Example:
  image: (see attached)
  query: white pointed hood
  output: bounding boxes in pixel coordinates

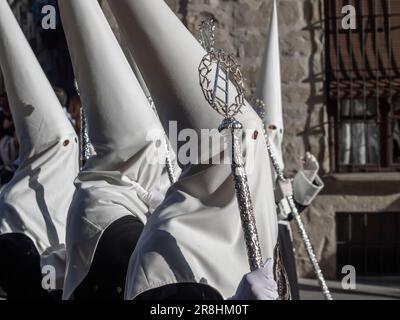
[122,46,181,182]
[0,0,79,289]
[109,0,278,300]
[255,2,325,206]
[58,0,170,299]
[255,0,284,169]
[108,0,224,138]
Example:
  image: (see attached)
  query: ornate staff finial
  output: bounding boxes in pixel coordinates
[75,80,94,169]
[198,49,262,272]
[199,50,245,120]
[199,18,215,53]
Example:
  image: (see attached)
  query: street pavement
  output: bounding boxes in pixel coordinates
[1,278,399,300]
[299,278,400,300]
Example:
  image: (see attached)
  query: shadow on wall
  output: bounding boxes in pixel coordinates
[292,205,337,280]
[296,249,337,280]
[178,0,189,26]
[299,0,328,173]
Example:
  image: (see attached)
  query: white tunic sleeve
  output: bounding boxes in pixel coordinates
[293,171,324,206]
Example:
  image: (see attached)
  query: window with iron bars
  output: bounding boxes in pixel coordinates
[325,0,400,172]
[336,212,400,276]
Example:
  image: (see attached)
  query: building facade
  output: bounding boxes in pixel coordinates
[2,0,400,280]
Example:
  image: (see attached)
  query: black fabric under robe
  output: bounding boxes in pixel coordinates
[72,215,144,300]
[278,223,300,300]
[0,233,59,300]
[136,283,223,300]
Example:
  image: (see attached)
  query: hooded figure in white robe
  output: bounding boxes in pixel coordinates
[108,0,279,300]
[255,0,323,210]
[0,0,79,293]
[254,0,324,299]
[58,0,171,300]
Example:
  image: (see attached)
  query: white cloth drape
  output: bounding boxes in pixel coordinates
[0,0,79,289]
[58,0,171,299]
[339,99,380,165]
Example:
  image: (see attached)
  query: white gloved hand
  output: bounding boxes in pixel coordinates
[122,175,164,212]
[230,259,278,300]
[137,188,164,212]
[299,152,319,183]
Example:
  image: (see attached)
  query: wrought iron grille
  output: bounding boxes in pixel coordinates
[336,212,400,275]
[325,0,400,172]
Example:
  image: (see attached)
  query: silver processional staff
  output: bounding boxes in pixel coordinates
[198,49,263,272]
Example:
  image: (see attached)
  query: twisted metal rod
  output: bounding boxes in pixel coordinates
[221,119,263,271]
[263,127,333,300]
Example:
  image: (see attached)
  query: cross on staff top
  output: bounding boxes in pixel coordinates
[199,18,216,53]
